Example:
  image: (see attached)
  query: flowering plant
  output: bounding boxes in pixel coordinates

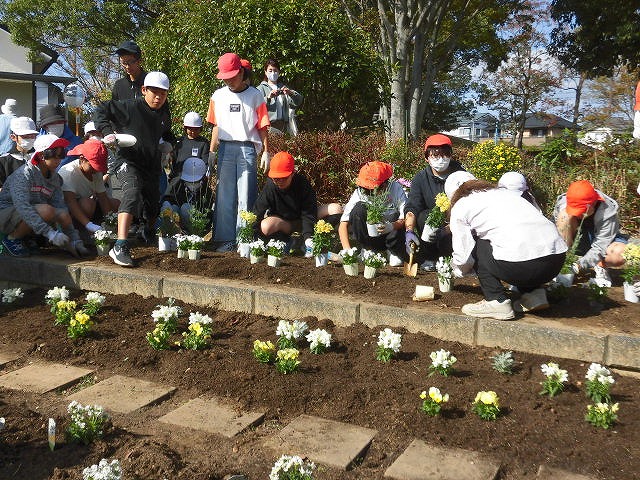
[586,279,608,302]
[83,458,122,480]
[621,243,640,283]
[585,402,619,429]
[249,239,266,257]
[66,401,109,445]
[339,247,359,265]
[492,351,515,374]
[157,207,181,237]
[187,234,204,250]
[188,206,209,236]
[54,300,77,326]
[147,298,181,350]
[68,311,94,339]
[426,192,450,228]
[276,348,300,374]
[305,328,331,354]
[420,387,449,416]
[253,339,276,363]
[180,312,213,350]
[175,234,190,251]
[472,390,501,420]
[435,256,453,282]
[101,212,118,233]
[146,325,172,350]
[362,250,386,269]
[585,363,614,403]
[311,220,334,255]
[428,349,457,376]
[1,287,23,304]
[276,319,309,349]
[237,210,257,243]
[269,454,315,480]
[466,140,522,182]
[364,187,389,224]
[267,239,287,258]
[376,328,401,362]
[93,229,115,247]
[46,286,70,315]
[540,362,568,397]
[83,292,105,316]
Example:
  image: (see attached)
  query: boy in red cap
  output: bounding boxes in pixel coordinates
[59,139,120,239]
[404,133,466,270]
[338,161,407,266]
[554,180,628,285]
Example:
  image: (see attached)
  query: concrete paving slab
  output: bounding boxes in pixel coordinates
[536,465,598,479]
[384,439,500,480]
[163,276,254,314]
[77,266,162,298]
[0,341,27,367]
[0,362,94,393]
[158,397,265,437]
[265,414,376,470]
[68,375,175,413]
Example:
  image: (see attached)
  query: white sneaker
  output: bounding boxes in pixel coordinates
[461,299,515,320]
[513,288,549,313]
[593,265,612,288]
[388,250,403,267]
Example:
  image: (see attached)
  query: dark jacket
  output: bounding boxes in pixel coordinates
[163,177,214,211]
[170,136,211,181]
[111,71,147,101]
[0,147,31,188]
[405,161,465,217]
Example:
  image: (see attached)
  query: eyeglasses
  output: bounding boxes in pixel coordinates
[120,59,139,67]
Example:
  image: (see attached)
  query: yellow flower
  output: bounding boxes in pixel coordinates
[434,192,450,212]
[277,348,299,361]
[497,163,503,169]
[611,403,619,413]
[254,340,275,352]
[161,207,173,218]
[419,391,427,400]
[314,220,334,234]
[477,390,499,406]
[190,322,203,335]
[70,319,77,327]
[75,312,91,325]
[240,210,257,224]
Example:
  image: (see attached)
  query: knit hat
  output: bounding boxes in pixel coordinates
[10,117,38,136]
[31,134,70,164]
[38,104,64,127]
[268,151,295,178]
[181,157,207,182]
[424,134,452,150]
[565,180,603,217]
[68,139,108,173]
[1,98,17,115]
[356,161,393,189]
[444,171,476,199]
[498,172,527,193]
[216,53,242,80]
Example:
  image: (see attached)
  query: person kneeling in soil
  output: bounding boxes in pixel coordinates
[0,134,89,257]
[553,180,627,287]
[338,161,407,266]
[253,151,342,255]
[445,171,567,320]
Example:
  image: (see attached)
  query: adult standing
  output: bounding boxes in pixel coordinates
[0,99,18,155]
[256,59,303,135]
[38,104,82,170]
[112,40,147,101]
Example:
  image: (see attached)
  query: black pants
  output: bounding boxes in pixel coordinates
[474,239,566,302]
[348,202,406,260]
[414,209,454,263]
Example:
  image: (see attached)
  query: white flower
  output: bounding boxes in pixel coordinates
[249,239,266,253]
[188,311,213,325]
[276,320,309,340]
[85,292,106,305]
[585,363,615,384]
[362,250,387,268]
[151,305,181,323]
[541,362,568,382]
[82,458,122,480]
[46,286,69,302]
[1,287,23,303]
[429,349,457,369]
[267,238,287,253]
[339,247,359,264]
[93,230,115,243]
[187,234,204,249]
[269,454,315,480]
[377,328,402,353]
[306,329,331,351]
[0,417,5,431]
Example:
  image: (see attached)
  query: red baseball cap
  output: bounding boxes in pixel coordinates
[216,53,242,80]
[240,58,252,71]
[268,151,295,178]
[424,134,452,150]
[565,180,603,217]
[68,139,108,173]
[356,161,393,190]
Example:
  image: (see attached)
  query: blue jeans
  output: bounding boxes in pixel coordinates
[213,140,257,242]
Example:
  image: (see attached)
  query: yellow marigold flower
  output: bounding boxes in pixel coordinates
[435,192,450,212]
[314,219,333,234]
[240,210,257,224]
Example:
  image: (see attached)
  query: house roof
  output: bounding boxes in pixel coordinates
[524,113,574,129]
[1,24,60,75]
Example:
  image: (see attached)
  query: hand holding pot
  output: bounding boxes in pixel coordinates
[377,221,394,235]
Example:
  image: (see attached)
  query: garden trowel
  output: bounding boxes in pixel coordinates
[404,241,418,277]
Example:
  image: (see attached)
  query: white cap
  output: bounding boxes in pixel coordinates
[444,171,476,200]
[33,134,69,153]
[498,171,527,193]
[1,98,17,115]
[143,71,170,90]
[181,157,206,182]
[183,111,203,128]
[10,117,38,136]
[83,121,98,136]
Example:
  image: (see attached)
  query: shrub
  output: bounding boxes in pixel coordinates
[466,141,523,182]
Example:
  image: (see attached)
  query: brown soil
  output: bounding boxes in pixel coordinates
[0,286,639,480]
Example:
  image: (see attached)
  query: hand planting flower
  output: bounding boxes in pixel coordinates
[46,286,70,314]
[276,348,300,374]
[237,210,257,243]
[492,351,515,374]
[376,328,401,362]
[54,300,77,326]
[540,362,568,397]
[93,229,115,247]
[435,256,453,282]
[276,319,308,349]
[249,239,266,257]
[420,387,449,416]
[83,292,106,316]
[585,363,614,403]
[585,402,619,429]
[269,454,315,480]
[426,192,450,228]
[267,239,287,258]
[339,247,359,265]
[66,401,110,445]
[253,339,276,363]
[306,328,331,354]
[311,219,334,256]
[68,311,94,339]
[428,349,457,376]
[472,390,500,420]
[83,458,122,480]
[1,287,23,304]
[362,250,387,269]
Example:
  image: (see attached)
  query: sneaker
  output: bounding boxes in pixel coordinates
[513,288,549,313]
[593,265,612,288]
[420,260,436,272]
[215,241,236,253]
[461,299,515,320]
[2,237,29,257]
[388,250,403,267]
[109,243,134,267]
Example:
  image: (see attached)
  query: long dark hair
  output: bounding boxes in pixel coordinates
[450,180,497,208]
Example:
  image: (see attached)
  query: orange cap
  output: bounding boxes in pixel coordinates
[356,161,393,190]
[424,134,452,150]
[566,180,603,216]
[268,151,295,178]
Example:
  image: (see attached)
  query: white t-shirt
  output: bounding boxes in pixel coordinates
[59,159,106,199]
[341,181,407,222]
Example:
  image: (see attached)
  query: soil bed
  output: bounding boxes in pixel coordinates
[0,288,639,479]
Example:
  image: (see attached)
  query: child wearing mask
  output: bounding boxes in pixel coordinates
[38,104,82,170]
[0,117,39,189]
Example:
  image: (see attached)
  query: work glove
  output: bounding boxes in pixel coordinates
[47,230,70,248]
[405,230,420,255]
[304,238,314,258]
[571,262,582,275]
[377,221,394,235]
[633,282,640,296]
[71,240,90,257]
[422,224,438,243]
[102,134,117,146]
[260,151,271,173]
[85,222,102,233]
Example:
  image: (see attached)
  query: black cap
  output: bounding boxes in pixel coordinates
[115,40,141,56]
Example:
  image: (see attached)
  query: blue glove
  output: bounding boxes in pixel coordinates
[405,230,420,255]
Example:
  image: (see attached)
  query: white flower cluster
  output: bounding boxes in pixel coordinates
[151,304,182,323]
[188,311,213,325]
[174,233,189,249]
[377,328,402,353]
[68,401,108,431]
[429,349,457,370]
[339,247,359,264]
[585,363,615,385]
[82,458,122,480]
[541,362,569,382]
[187,234,204,249]
[305,328,331,351]
[46,286,69,303]
[362,250,387,268]
[276,320,309,340]
[1,287,23,303]
[267,239,287,254]
[269,454,315,480]
[435,256,453,277]
[85,292,106,305]
[249,239,266,254]
[93,230,115,244]
[0,417,5,431]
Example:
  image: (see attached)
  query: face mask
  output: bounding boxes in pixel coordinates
[18,138,35,151]
[429,156,451,173]
[46,124,64,137]
[266,71,279,83]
